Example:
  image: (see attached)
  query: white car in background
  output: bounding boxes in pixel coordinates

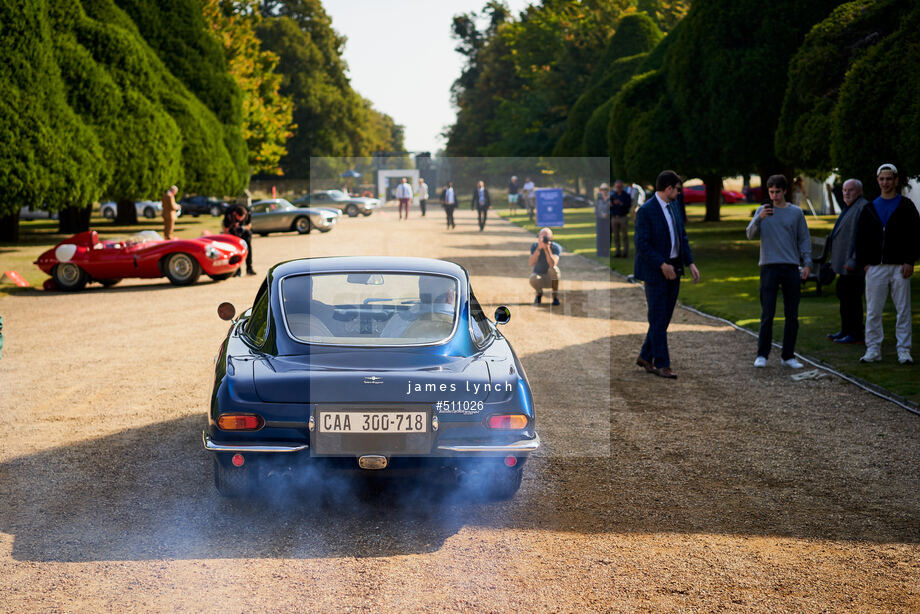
[100,200,162,220]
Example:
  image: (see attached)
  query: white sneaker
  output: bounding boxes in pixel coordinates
[859,351,882,363]
[898,351,914,365]
[753,356,767,368]
[782,358,804,369]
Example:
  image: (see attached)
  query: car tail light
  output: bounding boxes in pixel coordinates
[504,455,518,467]
[487,414,527,430]
[217,413,264,431]
[231,453,245,467]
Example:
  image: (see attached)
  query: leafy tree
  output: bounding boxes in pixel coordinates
[636,0,689,32]
[777,0,913,178]
[202,0,294,176]
[0,0,105,241]
[553,12,661,157]
[661,0,842,220]
[831,2,920,183]
[114,0,248,192]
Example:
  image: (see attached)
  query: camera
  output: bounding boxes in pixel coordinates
[542,235,550,244]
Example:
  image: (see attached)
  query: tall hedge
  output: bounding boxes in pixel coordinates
[553,13,662,157]
[776,0,912,177]
[0,0,105,240]
[113,0,248,191]
[831,3,920,183]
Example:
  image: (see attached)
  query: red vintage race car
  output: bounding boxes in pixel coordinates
[35,230,247,291]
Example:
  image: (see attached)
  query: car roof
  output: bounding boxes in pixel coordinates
[270,256,468,279]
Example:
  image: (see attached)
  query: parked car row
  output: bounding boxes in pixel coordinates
[293,190,381,217]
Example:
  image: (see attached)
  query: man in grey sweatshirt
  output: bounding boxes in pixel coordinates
[746,174,812,368]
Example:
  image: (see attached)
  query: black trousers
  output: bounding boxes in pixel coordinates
[758,264,801,360]
[443,205,456,228]
[477,206,488,230]
[640,277,681,369]
[836,273,865,338]
[419,199,427,216]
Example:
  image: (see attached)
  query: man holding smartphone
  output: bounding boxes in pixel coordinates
[529,227,562,305]
[746,174,812,369]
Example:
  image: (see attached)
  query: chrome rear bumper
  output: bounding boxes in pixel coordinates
[202,431,308,453]
[437,434,540,454]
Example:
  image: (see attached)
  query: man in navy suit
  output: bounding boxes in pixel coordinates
[634,170,700,378]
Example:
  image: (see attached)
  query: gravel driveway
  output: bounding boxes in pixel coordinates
[1,204,918,612]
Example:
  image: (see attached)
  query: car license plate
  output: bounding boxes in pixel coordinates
[318,411,427,434]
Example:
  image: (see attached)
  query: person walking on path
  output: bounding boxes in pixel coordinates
[634,170,700,379]
[416,178,429,217]
[472,180,491,231]
[826,178,869,344]
[161,185,180,240]
[395,178,413,220]
[440,182,457,229]
[746,175,812,369]
[508,176,520,215]
[610,180,632,258]
[529,227,562,305]
[522,177,536,221]
[854,163,920,365]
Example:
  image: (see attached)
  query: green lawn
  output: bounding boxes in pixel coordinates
[499,202,920,405]
[0,213,224,297]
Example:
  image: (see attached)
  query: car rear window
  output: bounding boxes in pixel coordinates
[280,273,459,345]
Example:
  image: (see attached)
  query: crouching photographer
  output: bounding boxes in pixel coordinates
[222,204,255,276]
[528,227,562,305]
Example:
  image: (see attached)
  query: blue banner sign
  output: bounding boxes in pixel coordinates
[535,188,564,227]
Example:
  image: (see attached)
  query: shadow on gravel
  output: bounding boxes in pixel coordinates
[2,377,919,565]
[0,415,525,562]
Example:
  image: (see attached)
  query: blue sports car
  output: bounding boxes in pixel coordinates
[203,257,539,499]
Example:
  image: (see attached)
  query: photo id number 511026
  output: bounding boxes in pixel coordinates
[435,400,484,413]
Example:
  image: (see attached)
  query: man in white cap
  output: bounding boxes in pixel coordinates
[854,163,920,364]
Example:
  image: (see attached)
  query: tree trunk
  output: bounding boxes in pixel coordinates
[57,205,92,234]
[115,199,138,225]
[703,174,722,222]
[0,213,20,243]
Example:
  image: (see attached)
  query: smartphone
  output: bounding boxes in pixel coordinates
[764,203,774,216]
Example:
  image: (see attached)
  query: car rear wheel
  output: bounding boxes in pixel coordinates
[210,205,222,216]
[345,204,359,217]
[53,263,87,291]
[102,206,115,220]
[143,206,156,219]
[293,216,312,234]
[213,456,253,497]
[164,252,201,285]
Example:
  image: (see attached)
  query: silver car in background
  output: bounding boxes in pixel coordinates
[293,190,380,217]
[100,200,162,220]
[250,198,339,235]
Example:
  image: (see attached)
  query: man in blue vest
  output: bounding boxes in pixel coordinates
[634,170,700,379]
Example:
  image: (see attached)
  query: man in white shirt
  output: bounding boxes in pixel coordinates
[395,178,413,220]
[440,181,457,229]
[416,178,430,216]
[522,177,536,220]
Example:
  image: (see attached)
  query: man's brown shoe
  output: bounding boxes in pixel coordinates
[636,357,657,374]
[657,367,677,379]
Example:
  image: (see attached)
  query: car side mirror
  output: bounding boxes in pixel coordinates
[218,302,236,321]
[494,305,511,325]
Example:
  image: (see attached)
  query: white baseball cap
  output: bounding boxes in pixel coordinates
[876,163,898,176]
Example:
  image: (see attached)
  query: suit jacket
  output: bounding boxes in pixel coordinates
[634,196,693,285]
[471,188,491,209]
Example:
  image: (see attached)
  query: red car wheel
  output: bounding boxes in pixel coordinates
[164,253,201,285]
[53,263,87,291]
